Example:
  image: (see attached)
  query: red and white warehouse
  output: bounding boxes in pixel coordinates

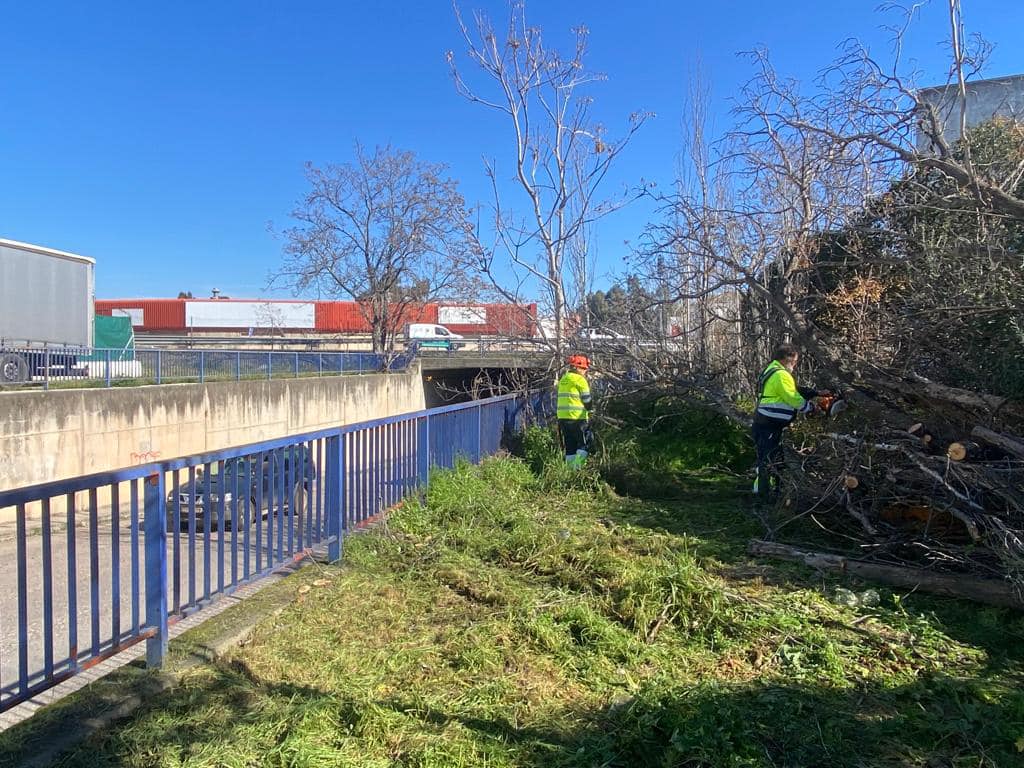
[95,299,539,337]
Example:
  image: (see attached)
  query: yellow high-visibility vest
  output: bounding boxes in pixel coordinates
[756,360,809,422]
[557,371,591,420]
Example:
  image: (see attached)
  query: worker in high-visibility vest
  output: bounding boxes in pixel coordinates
[752,343,828,498]
[557,355,593,468]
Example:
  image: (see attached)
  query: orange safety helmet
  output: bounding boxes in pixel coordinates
[567,354,590,371]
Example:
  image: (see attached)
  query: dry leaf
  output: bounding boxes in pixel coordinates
[298,585,311,595]
[313,579,332,587]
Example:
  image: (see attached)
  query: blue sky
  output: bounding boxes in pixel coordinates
[2,1,1022,300]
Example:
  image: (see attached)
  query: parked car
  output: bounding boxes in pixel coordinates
[574,327,632,351]
[167,446,316,531]
[405,323,465,351]
[575,326,628,342]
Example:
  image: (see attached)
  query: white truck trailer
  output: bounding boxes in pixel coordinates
[0,238,95,383]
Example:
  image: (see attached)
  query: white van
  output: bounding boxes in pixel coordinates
[405,323,465,351]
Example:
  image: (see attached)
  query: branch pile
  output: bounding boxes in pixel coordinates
[776,378,1024,588]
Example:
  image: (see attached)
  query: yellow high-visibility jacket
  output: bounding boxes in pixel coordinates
[557,371,591,421]
[756,360,812,423]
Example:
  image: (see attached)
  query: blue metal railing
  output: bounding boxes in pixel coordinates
[0,391,550,711]
[0,346,397,388]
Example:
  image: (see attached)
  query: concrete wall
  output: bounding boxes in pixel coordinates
[917,74,1024,149]
[0,370,425,492]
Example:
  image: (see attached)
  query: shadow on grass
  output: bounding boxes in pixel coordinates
[601,463,760,561]
[22,655,1023,768]
[383,673,1024,767]
[598,446,1024,682]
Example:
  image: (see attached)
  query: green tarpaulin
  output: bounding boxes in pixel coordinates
[86,315,136,361]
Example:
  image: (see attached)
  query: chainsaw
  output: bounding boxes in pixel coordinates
[814,392,848,418]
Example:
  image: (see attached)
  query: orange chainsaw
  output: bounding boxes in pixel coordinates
[815,392,848,418]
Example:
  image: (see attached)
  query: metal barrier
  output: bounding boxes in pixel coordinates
[0,346,394,388]
[0,391,550,712]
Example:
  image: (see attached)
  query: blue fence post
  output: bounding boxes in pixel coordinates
[199,351,205,383]
[105,348,112,388]
[43,347,50,391]
[476,402,483,462]
[156,350,162,384]
[236,351,241,380]
[267,352,273,380]
[318,353,323,377]
[417,415,430,485]
[326,433,345,562]
[294,352,299,378]
[143,472,168,668]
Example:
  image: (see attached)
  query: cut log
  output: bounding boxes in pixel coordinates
[843,475,860,490]
[907,423,935,445]
[947,441,981,462]
[748,540,1024,610]
[971,426,1024,460]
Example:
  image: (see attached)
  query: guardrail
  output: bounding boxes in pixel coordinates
[132,333,547,352]
[0,391,551,712]
[0,346,401,389]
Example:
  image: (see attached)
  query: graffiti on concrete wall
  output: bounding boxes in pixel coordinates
[130,442,161,465]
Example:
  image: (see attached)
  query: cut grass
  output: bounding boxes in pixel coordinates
[10,413,1024,767]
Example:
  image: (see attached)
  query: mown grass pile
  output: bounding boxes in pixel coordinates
[27,402,1024,766]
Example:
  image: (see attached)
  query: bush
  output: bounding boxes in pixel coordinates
[519,424,562,474]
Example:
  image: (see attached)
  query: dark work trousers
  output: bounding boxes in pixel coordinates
[559,419,587,458]
[751,418,786,496]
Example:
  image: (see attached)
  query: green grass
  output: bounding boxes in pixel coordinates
[11,404,1024,767]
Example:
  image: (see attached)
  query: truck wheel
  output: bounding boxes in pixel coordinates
[0,354,29,384]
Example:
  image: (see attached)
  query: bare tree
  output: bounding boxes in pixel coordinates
[447,1,650,354]
[633,0,1024,392]
[276,144,476,353]
[630,0,1024,584]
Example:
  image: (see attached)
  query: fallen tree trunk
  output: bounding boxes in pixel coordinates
[906,374,1008,413]
[971,426,1024,460]
[748,540,1024,610]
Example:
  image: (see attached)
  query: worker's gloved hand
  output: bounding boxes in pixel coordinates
[582,423,595,451]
